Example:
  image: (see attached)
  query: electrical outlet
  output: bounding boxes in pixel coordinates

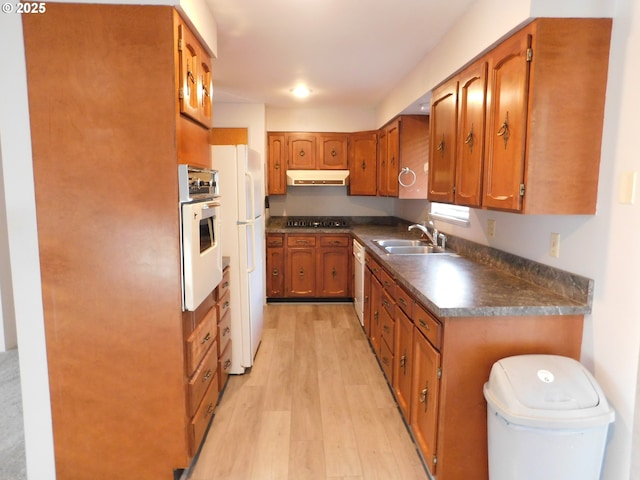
[550,233,560,258]
[487,219,496,238]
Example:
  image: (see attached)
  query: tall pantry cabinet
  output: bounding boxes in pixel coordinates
[23,4,214,479]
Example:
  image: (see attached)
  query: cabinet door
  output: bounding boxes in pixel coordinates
[348,131,378,196]
[393,308,414,419]
[287,133,316,169]
[428,79,457,203]
[318,133,348,169]
[178,24,201,124]
[199,55,213,128]
[369,274,383,354]
[411,328,441,476]
[266,235,285,297]
[317,248,349,297]
[376,128,388,196]
[363,266,372,336]
[267,133,287,194]
[384,119,400,197]
[483,29,531,211]
[455,60,487,207]
[286,248,316,297]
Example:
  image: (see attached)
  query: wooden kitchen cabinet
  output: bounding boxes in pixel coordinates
[268,233,351,299]
[429,18,611,214]
[393,292,414,419]
[317,235,350,297]
[428,58,487,207]
[266,234,285,296]
[317,133,348,169]
[177,22,213,129]
[286,132,317,169]
[23,5,217,479]
[411,325,441,475]
[348,130,378,196]
[267,133,287,195]
[286,235,317,297]
[379,116,430,198]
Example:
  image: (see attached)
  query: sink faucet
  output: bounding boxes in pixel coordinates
[408,220,439,246]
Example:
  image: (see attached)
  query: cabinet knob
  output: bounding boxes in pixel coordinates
[497,111,510,148]
[202,369,212,382]
[464,123,475,151]
[299,268,305,277]
[331,149,337,157]
[418,319,430,331]
[299,149,305,157]
[419,384,429,412]
[361,160,366,170]
[331,267,337,279]
[272,268,279,277]
[436,134,445,156]
[274,162,280,170]
[201,332,211,344]
[400,353,407,375]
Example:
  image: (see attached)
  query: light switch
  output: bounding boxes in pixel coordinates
[619,171,637,205]
[487,219,496,238]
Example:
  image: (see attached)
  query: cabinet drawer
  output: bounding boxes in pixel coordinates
[266,234,284,247]
[380,269,396,297]
[216,268,230,301]
[186,342,217,417]
[216,289,231,321]
[414,303,442,350]
[379,338,394,384]
[287,235,316,247]
[381,288,395,318]
[186,308,216,375]
[217,308,231,356]
[395,285,414,318]
[365,253,383,280]
[189,374,219,456]
[379,305,395,354]
[218,339,232,392]
[319,235,349,247]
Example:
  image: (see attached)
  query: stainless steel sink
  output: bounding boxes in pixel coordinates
[383,245,447,255]
[373,239,429,247]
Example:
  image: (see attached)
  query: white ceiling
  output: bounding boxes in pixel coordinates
[206,0,477,110]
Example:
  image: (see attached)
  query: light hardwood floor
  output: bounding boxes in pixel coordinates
[188,303,430,480]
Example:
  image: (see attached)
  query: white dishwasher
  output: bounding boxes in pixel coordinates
[352,239,365,325]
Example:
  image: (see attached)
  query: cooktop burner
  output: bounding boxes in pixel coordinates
[285,217,349,228]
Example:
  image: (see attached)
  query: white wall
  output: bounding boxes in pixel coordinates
[393,1,640,478]
[0,13,56,480]
[266,106,376,132]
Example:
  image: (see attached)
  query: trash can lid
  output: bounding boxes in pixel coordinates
[483,355,615,428]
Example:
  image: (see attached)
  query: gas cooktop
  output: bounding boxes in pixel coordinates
[285,217,349,229]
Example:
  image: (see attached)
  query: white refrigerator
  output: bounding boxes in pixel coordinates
[212,144,265,374]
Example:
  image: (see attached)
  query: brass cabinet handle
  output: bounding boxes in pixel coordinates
[382,298,391,309]
[223,327,230,336]
[272,268,279,277]
[224,359,232,371]
[436,134,445,156]
[331,267,337,279]
[299,268,305,277]
[383,280,392,289]
[206,403,214,416]
[374,311,379,324]
[497,111,510,149]
[418,319,431,331]
[296,239,309,245]
[299,149,305,157]
[223,281,229,288]
[464,123,474,150]
[390,155,395,166]
[419,384,429,412]
[383,325,390,334]
[361,160,366,170]
[330,240,342,245]
[223,301,230,309]
[382,356,390,366]
[203,369,212,382]
[331,149,337,157]
[274,162,280,170]
[398,297,407,307]
[201,332,211,344]
[400,353,407,375]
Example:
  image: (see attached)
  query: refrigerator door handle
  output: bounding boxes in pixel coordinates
[246,170,256,220]
[247,221,256,274]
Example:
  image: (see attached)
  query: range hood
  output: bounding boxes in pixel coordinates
[286,169,350,186]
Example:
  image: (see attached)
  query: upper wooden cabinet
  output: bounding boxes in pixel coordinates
[348,130,378,196]
[267,133,287,195]
[177,22,213,128]
[428,59,486,207]
[430,18,611,214]
[317,133,348,169]
[379,116,430,198]
[286,132,317,169]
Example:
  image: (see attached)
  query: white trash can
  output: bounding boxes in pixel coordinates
[483,355,614,480]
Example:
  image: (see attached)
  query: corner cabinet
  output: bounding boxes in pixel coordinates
[363,250,584,479]
[430,18,612,214]
[23,5,217,479]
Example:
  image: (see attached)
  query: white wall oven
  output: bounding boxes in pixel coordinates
[179,165,223,311]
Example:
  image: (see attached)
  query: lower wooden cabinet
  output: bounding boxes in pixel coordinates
[363,249,584,480]
[266,233,351,299]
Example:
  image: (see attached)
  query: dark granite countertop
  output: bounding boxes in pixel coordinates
[266,217,593,318]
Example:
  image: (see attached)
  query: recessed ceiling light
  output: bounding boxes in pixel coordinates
[291,84,311,98]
